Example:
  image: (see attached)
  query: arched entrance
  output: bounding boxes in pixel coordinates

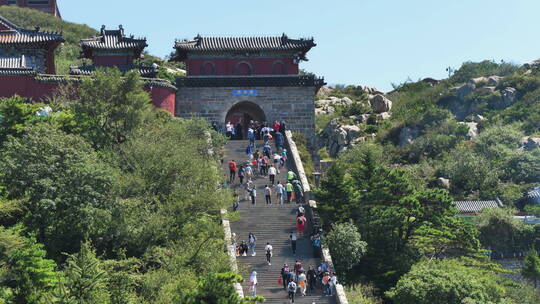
[225,101,266,140]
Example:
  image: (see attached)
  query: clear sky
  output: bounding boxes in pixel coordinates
[59,0,540,91]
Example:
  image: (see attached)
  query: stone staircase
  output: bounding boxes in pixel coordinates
[224,140,336,304]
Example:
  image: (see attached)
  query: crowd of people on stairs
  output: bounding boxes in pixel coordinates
[223,119,337,302]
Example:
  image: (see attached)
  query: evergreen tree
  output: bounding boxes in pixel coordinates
[521,250,540,288]
[57,241,110,304]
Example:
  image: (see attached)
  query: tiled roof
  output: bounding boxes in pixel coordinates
[453,199,503,213]
[141,78,177,90]
[0,15,63,45]
[173,34,315,60]
[80,25,147,58]
[0,55,26,68]
[69,65,157,77]
[0,55,35,75]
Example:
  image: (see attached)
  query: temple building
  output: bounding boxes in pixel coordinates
[70,25,157,78]
[0,16,176,114]
[0,14,62,74]
[0,0,61,18]
[173,34,323,139]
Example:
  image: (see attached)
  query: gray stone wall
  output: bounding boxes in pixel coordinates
[176,86,316,139]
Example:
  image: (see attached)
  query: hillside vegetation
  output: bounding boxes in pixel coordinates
[315,61,540,303]
[0,70,258,303]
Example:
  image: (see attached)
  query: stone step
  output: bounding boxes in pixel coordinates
[223,140,335,304]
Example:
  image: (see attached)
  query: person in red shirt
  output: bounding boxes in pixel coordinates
[296,214,307,236]
[228,160,237,183]
[273,121,280,135]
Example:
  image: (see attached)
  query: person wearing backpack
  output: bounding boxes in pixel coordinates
[292,179,304,204]
[287,280,297,303]
[238,165,245,185]
[287,170,296,182]
[265,242,273,265]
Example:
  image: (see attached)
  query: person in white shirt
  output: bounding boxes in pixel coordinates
[290,231,297,255]
[268,165,277,185]
[287,280,297,302]
[249,271,258,296]
[264,185,272,204]
[275,182,285,204]
[225,121,233,139]
[273,153,281,173]
[297,271,307,296]
[265,242,273,265]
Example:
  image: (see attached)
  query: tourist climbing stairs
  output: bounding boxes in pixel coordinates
[224,140,336,304]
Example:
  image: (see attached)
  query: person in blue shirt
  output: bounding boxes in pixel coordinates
[274,131,284,151]
[246,143,254,160]
[247,127,255,145]
[263,143,272,158]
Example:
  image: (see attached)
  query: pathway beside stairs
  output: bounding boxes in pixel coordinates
[224,140,336,304]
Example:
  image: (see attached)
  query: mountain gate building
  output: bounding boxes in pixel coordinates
[172,34,324,139]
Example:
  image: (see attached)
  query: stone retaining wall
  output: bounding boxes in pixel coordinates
[284,130,349,304]
[220,209,244,297]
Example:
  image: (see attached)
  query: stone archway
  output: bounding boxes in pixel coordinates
[225,101,266,140]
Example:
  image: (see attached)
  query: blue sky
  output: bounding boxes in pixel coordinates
[60,0,540,91]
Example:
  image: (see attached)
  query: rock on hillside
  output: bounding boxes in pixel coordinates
[445,75,517,120]
[369,94,392,113]
[319,119,366,157]
[315,96,354,115]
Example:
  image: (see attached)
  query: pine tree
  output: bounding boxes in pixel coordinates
[58,241,110,303]
[522,250,540,288]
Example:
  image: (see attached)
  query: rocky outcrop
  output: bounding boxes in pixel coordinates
[319,119,365,157]
[398,127,420,146]
[501,87,517,107]
[315,96,354,114]
[318,85,334,97]
[459,122,478,140]
[369,94,392,113]
[452,83,476,99]
[436,177,451,189]
[520,137,540,150]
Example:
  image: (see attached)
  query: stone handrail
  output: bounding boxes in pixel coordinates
[221,209,244,297]
[284,131,349,304]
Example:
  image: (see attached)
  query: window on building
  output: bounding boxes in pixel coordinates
[7,0,17,4]
[201,61,215,75]
[28,0,50,5]
[272,61,286,74]
[235,62,252,75]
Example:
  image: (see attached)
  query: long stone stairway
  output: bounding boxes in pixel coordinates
[224,140,336,304]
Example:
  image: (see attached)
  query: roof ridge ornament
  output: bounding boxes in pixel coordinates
[100,25,106,36]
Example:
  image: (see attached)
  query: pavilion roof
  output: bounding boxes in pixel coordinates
[172,34,315,61]
[0,15,63,46]
[80,25,147,58]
